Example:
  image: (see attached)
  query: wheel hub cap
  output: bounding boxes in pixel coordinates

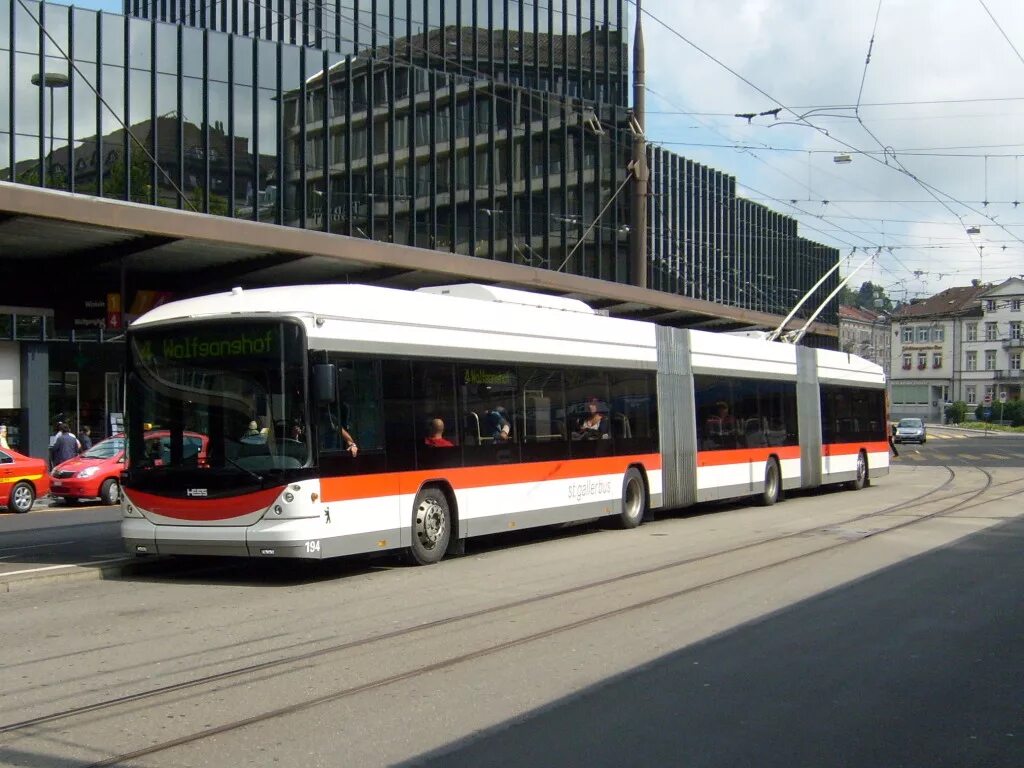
[416,499,445,548]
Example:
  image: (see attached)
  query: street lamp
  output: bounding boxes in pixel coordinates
[31,71,70,185]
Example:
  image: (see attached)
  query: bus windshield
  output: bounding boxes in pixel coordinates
[126,320,310,492]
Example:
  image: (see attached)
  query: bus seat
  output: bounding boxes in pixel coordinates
[464,412,481,445]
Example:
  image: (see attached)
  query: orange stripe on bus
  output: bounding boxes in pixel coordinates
[823,441,890,456]
[320,454,662,503]
[696,446,802,467]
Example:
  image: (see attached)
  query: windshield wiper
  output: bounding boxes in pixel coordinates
[223,456,264,485]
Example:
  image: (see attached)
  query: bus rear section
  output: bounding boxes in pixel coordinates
[815,348,891,489]
[656,328,889,509]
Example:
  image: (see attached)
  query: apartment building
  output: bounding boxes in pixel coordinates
[839,305,891,378]
[964,278,1024,408]
[889,284,988,421]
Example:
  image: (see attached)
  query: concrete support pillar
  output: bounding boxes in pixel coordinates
[20,343,49,460]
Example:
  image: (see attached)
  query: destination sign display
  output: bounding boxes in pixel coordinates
[132,323,298,365]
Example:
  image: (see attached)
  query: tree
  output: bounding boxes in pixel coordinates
[945,401,968,425]
[839,281,894,312]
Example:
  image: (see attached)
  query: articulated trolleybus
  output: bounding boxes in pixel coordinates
[121,283,889,563]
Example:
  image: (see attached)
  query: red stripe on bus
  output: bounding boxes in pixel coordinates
[127,486,285,520]
[696,445,802,468]
[823,441,890,456]
[320,454,662,503]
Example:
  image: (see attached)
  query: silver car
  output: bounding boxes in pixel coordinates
[895,417,927,444]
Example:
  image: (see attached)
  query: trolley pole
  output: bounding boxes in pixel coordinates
[629,0,648,289]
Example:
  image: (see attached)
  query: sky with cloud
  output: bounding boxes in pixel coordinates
[44,0,1024,302]
[638,0,1024,302]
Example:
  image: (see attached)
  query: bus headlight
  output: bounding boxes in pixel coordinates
[283,492,295,503]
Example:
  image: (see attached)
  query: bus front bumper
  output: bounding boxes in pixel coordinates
[122,517,320,559]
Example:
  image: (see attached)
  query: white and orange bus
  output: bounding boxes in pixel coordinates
[121,283,888,563]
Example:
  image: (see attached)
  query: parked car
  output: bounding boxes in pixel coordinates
[50,436,126,505]
[0,447,50,513]
[51,431,209,505]
[894,417,927,444]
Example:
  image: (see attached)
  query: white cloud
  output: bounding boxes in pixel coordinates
[642,0,1024,299]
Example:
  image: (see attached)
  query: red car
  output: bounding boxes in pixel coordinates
[0,447,50,513]
[51,431,208,505]
[50,436,126,505]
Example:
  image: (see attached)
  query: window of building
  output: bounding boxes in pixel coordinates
[916,327,930,343]
[965,351,977,371]
[932,326,945,342]
[932,352,942,368]
[965,386,976,405]
[892,384,928,405]
[966,323,977,341]
[985,350,997,370]
[901,326,913,343]
[917,352,927,369]
[985,322,998,341]
[1012,300,1021,312]
[1011,321,1022,340]
[985,300,996,312]
[902,353,912,370]
[1012,353,1022,372]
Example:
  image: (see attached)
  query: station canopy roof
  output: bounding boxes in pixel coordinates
[0,182,835,337]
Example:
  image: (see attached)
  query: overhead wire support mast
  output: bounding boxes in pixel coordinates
[630,0,648,289]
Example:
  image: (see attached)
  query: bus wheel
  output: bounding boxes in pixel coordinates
[616,467,647,529]
[759,459,781,506]
[848,451,868,491]
[409,487,451,565]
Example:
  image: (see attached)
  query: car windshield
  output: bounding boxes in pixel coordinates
[899,419,923,428]
[126,320,311,492]
[81,438,125,459]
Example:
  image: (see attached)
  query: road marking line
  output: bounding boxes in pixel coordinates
[0,556,127,577]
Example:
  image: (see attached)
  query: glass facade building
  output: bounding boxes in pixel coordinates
[1,0,838,323]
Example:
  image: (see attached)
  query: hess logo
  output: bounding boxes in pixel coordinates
[186,488,208,497]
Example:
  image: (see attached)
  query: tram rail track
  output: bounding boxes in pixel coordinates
[2,464,1020,766]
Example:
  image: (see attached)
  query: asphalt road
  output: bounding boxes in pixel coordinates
[1,462,1022,767]
[894,425,1023,467]
[0,505,123,577]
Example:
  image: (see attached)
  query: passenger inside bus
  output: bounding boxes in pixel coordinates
[241,420,263,442]
[702,401,738,450]
[318,404,359,457]
[573,397,609,440]
[423,418,454,447]
[485,407,512,442]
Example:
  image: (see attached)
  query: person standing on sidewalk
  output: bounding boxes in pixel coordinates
[50,423,80,466]
[79,426,93,451]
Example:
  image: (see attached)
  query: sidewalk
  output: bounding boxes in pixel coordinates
[936,424,1024,436]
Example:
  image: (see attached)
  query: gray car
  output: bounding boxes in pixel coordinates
[894,417,927,444]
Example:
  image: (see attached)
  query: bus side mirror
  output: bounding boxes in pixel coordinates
[312,364,337,404]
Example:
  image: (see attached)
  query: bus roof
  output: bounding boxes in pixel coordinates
[130,283,658,368]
